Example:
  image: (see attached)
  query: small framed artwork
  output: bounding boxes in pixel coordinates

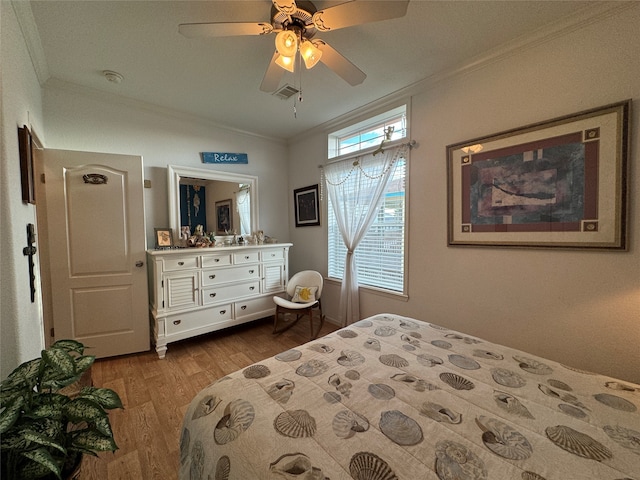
[215,199,233,234]
[447,100,630,249]
[294,184,320,227]
[154,228,174,249]
[18,125,35,204]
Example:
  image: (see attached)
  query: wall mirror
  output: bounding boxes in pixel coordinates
[167,165,259,242]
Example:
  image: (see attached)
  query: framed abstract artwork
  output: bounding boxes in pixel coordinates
[447,100,630,249]
[154,228,174,249]
[215,199,233,234]
[294,184,320,227]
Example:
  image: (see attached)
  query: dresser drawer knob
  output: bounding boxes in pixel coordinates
[178,261,184,266]
[245,255,250,260]
[249,286,255,291]
[210,293,216,297]
[249,270,255,274]
[173,320,181,325]
[209,274,216,279]
[219,309,226,315]
[241,305,247,310]
[214,258,220,262]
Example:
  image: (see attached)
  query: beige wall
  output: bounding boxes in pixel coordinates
[288,5,640,383]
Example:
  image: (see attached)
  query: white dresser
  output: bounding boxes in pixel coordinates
[147,243,291,358]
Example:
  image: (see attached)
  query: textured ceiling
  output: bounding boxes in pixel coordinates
[27,0,599,140]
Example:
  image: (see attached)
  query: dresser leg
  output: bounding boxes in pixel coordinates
[156,343,167,359]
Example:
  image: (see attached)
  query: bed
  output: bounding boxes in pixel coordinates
[180,313,640,479]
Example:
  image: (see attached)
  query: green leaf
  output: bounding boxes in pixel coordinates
[63,398,106,423]
[42,349,75,377]
[51,339,86,355]
[22,429,67,455]
[22,447,62,479]
[0,394,25,434]
[31,393,67,420]
[94,415,114,438]
[41,372,83,391]
[5,358,41,389]
[80,387,123,410]
[74,355,95,374]
[72,429,118,452]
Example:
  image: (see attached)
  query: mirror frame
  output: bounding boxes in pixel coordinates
[167,165,259,242]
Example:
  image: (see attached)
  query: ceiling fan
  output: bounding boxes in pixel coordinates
[178,0,409,93]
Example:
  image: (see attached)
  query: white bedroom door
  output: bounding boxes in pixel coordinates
[38,149,150,358]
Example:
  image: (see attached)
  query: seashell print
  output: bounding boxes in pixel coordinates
[296,359,329,377]
[323,391,341,403]
[399,319,420,330]
[473,349,504,361]
[391,373,437,392]
[329,373,353,397]
[493,391,534,419]
[491,368,526,388]
[368,383,395,400]
[269,453,327,479]
[400,334,421,347]
[445,333,481,344]
[349,451,398,480]
[191,395,222,420]
[332,410,370,439]
[364,338,381,351]
[409,331,422,339]
[379,410,423,446]
[242,364,270,379]
[417,354,444,367]
[379,354,409,368]
[375,325,397,337]
[594,393,637,412]
[274,409,317,438]
[214,456,230,480]
[353,319,373,328]
[379,315,395,322]
[214,399,255,445]
[545,425,613,461]
[440,372,475,391]
[338,350,366,366]
[275,349,302,362]
[434,440,487,480]
[307,343,334,354]
[402,344,416,352]
[522,472,546,480]
[420,402,462,424]
[558,404,588,419]
[337,329,358,338]
[547,379,572,391]
[429,323,448,330]
[538,385,587,409]
[179,428,190,465]
[190,440,205,480]
[603,425,640,455]
[561,364,596,375]
[475,416,533,460]
[605,381,638,392]
[448,354,481,370]
[513,356,553,375]
[267,378,295,404]
[345,369,361,381]
[431,340,453,349]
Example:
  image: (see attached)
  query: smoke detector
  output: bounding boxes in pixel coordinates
[103,70,124,84]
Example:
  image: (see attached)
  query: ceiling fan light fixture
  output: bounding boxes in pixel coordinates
[300,39,322,69]
[275,30,298,57]
[275,53,295,73]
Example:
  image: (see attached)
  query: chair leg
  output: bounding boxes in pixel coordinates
[273,306,305,335]
[310,300,325,340]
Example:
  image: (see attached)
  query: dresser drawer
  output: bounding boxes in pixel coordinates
[234,251,259,264]
[235,296,276,319]
[163,255,199,271]
[261,248,285,262]
[166,306,232,335]
[201,253,232,267]
[201,265,259,286]
[202,280,260,305]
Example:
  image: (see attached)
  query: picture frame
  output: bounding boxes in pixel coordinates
[18,125,35,204]
[215,199,233,234]
[154,228,174,249]
[294,184,320,227]
[447,100,630,250]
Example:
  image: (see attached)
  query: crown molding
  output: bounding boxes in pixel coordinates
[11,0,49,85]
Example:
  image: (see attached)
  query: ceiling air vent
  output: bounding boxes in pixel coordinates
[273,84,299,100]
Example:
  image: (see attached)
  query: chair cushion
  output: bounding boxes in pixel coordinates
[274,295,317,310]
[291,285,318,303]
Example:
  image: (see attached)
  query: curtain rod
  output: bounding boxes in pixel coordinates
[318,139,416,168]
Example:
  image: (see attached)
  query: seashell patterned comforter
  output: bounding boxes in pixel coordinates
[180,313,640,479]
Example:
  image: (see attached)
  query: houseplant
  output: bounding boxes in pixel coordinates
[0,339,122,479]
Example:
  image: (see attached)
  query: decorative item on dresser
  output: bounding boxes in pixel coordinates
[147,243,292,358]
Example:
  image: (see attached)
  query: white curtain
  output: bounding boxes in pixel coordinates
[323,145,406,325]
[235,186,251,235]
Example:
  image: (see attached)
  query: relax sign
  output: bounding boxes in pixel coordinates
[201,152,248,164]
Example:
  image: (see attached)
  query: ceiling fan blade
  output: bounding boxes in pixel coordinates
[260,52,286,92]
[314,40,366,86]
[179,22,273,38]
[313,0,409,31]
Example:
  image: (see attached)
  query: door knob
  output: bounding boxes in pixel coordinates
[135,261,144,267]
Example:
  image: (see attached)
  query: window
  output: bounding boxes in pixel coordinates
[327,105,408,293]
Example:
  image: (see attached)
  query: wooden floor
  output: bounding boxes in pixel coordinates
[79,316,339,480]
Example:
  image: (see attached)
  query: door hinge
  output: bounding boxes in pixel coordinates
[41,173,46,183]
[50,327,55,337]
